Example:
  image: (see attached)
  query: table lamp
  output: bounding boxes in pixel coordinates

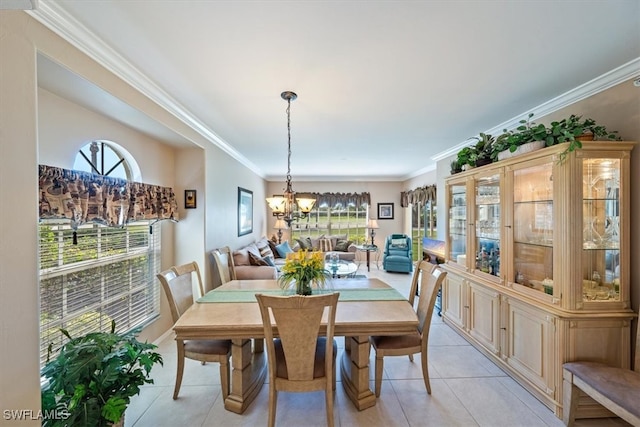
[273,219,287,244]
[367,219,379,246]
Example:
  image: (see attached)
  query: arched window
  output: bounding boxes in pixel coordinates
[39,141,160,368]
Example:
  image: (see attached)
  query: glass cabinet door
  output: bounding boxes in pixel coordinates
[448,183,467,266]
[582,158,621,303]
[474,174,500,277]
[512,162,554,296]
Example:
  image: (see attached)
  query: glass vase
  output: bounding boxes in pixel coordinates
[296,279,313,296]
[583,216,601,249]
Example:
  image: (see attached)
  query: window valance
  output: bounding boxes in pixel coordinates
[400,184,436,208]
[295,192,371,208]
[39,164,178,227]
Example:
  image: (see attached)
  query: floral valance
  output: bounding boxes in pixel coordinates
[295,192,371,208]
[39,164,178,227]
[400,184,436,208]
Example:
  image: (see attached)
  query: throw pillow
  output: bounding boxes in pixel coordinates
[256,237,275,259]
[263,255,276,267]
[295,237,312,250]
[390,238,407,248]
[232,248,251,266]
[249,252,270,266]
[318,237,332,252]
[267,239,281,258]
[334,239,352,252]
[275,241,294,258]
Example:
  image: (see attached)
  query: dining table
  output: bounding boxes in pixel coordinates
[172,278,418,414]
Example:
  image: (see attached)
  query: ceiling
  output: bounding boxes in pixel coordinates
[31,1,640,181]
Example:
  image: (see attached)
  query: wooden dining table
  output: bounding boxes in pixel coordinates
[172,278,418,414]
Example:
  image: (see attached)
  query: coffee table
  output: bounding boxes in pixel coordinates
[325,260,358,278]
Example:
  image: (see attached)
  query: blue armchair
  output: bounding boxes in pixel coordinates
[382,234,413,273]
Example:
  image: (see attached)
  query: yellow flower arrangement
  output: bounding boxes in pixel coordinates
[278,250,330,295]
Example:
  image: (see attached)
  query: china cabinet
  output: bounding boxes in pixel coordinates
[441,141,635,420]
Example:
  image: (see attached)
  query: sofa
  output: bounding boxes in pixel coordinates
[229,235,358,280]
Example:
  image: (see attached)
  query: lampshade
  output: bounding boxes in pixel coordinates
[273,219,287,230]
[296,197,316,213]
[266,196,286,214]
[367,219,379,229]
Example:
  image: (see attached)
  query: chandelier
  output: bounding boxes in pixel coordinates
[266,91,316,227]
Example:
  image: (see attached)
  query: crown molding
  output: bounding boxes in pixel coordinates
[28,1,265,178]
[432,57,640,163]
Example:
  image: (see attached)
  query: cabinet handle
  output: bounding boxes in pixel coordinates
[504,225,512,228]
[500,327,507,330]
[464,305,470,308]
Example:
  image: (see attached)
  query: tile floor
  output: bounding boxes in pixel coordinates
[126,266,630,426]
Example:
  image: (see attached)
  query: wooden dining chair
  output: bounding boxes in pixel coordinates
[369,261,447,397]
[157,261,231,400]
[256,292,340,427]
[211,246,236,288]
[405,260,437,363]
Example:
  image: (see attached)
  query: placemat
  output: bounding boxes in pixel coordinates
[197,287,406,303]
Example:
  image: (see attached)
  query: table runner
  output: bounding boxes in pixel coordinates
[197,287,406,303]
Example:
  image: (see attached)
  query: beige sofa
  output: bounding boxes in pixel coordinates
[230,235,357,280]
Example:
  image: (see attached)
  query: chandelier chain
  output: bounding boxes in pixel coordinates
[286,98,292,189]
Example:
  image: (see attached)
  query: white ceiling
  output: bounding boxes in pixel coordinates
[31,0,640,181]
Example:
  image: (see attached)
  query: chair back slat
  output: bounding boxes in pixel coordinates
[256,293,339,382]
[157,261,202,323]
[408,261,436,307]
[211,246,236,287]
[416,263,447,335]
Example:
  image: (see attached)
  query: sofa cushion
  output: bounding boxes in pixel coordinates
[295,237,313,250]
[334,239,353,252]
[327,234,347,249]
[318,238,333,252]
[267,239,281,258]
[275,241,294,258]
[233,243,261,266]
[249,252,270,266]
[256,237,275,259]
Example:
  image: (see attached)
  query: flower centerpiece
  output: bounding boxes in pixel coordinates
[278,249,331,295]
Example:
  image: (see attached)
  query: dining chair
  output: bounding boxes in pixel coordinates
[212,246,236,287]
[405,261,436,363]
[369,261,447,397]
[256,292,340,427]
[157,261,231,400]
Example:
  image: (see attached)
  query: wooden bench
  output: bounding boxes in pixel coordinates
[562,310,640,426]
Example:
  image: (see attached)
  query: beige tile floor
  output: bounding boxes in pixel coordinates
[126,265,630,427]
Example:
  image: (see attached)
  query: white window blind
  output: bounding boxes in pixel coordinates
[291,203,368,242]
[39,221,161,367]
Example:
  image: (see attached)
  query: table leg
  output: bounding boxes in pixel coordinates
[340,336,376,410]
[366,250,371,272]
[223,338,267,414]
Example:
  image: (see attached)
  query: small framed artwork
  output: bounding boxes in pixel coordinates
[378,202,394,220]
[185,190,197,209]
[238,187,253,236]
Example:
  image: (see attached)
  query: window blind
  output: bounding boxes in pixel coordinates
[39,221,161,367]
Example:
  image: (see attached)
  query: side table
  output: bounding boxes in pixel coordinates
[356,245,379,272]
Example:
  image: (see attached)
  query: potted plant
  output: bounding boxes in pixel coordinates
[41,321,163,427]
[547,114,621,162]
[278,249,331,295]
[455,146,475,171]
[469,132,495,167]
[493,113,549,161]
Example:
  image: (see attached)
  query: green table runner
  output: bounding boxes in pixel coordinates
[197,287,406,303]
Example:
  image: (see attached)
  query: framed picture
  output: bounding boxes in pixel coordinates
[238,187,253,236]
[185,190,197,209]
[378,202,394,220]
